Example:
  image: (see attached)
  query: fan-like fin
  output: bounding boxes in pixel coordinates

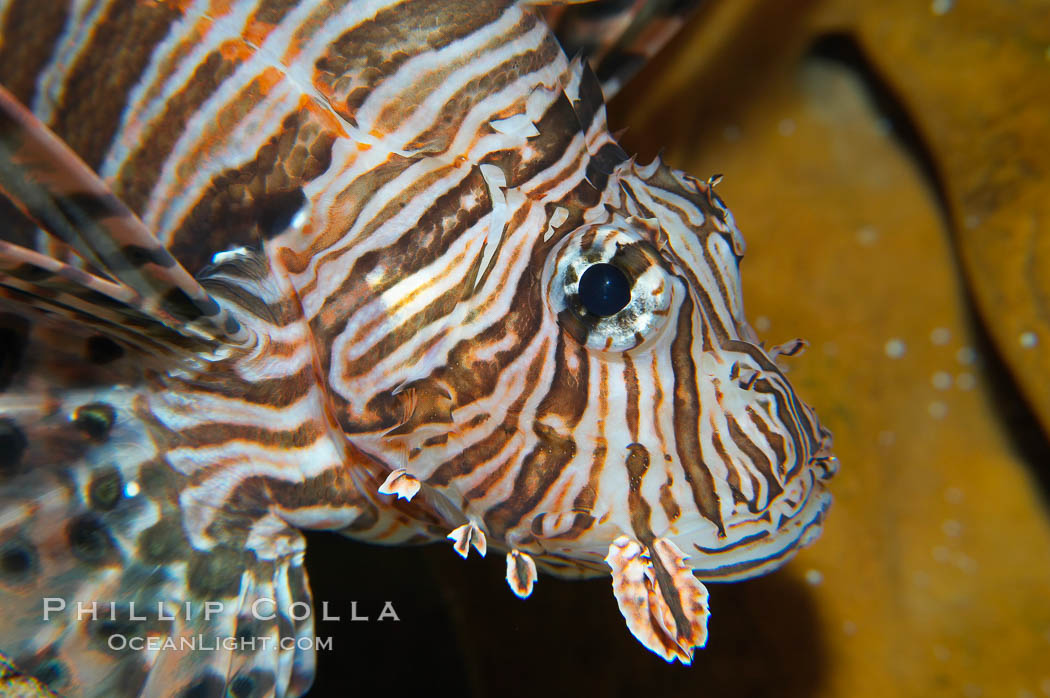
[0,314,315,697]
[0,390,317,697]
[0,86,245,346]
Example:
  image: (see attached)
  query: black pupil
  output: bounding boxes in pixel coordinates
[578,263,631,317]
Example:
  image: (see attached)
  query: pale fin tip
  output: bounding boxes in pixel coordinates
[377,468,420,501]
[605,536,710,664]
[506,549,537,598]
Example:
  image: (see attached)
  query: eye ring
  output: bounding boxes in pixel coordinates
[545,223,675,352]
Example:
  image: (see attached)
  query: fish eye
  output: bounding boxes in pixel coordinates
[545,222,675,352]
[578,263,631,317]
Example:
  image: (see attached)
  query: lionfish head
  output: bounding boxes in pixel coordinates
[356,149,839,662]
[357,153,837,580]
[530,156,838,577]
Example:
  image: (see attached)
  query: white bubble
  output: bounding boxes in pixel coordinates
[804,569,823,586]
[754,315,771,332]
[928,401,948,419]
[931,371,952,390]
[932,545,950,563]
[953,552,978,573]
[124,481,140,498]
[956,372,976,390]
[956,346,978,365]
[941,519,962,537]
[929,327,951,345]
[1020,332,1038,349]
[944,487,964,504]
[885,338,906,358]
[842,620,857,636]
[856,226,879,245]
[931,0,954,15]
[777,118,796,136]
[722,124,741,142]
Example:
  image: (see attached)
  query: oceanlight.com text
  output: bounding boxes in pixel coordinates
[106,635,334,652]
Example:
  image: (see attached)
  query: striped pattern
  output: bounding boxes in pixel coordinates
[0,0,837,693]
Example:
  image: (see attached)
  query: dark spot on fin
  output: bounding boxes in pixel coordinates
[29,658,67,688]
[137,516,188,564]
[0,418,28,472]
[73,402,116,441]
[0,537,38,580]
[10,263,52,282]
[88,466,123,511]
[160,287,203,320]
[178,671,226,698]
[86,334,124,364]
[12,645,70,692]
[0,313,29,391]
[224,314,242,335]
[231,671,277,698]
[119,244,177,269]
[55,191,124,223]
[67,513,119,566]
[187,547,245,599]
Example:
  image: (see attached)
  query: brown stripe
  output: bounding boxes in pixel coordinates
[573,362,608,512]
[622,353,639,441]
[337,235,479,382]
[726,413,784,506]
[166,363,313,407]
[650,351,667,448]
[669,293,724,535]
[712,426,753,508]
[50,0,181,170]
[625,442,653,541]
[404,35,562,154]
[307,163,487,370]
[428,345,548,486]
[483,421,575,539]
[178,420,323,450]
[658,468,681,523]
[280,153,416,274]
[0,0,70,105]
[746,405,788,478]
[535,330,589,428]
[375,10,538,136]
[313,0,512,126]
[482,89,583,192]
[116,47,243,215]
[168,95,336,273]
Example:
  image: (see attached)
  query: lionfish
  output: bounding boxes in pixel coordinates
[0,0,837,695]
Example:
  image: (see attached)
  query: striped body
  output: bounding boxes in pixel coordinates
[0,1,837,695]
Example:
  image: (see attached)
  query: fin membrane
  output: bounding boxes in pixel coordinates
[0,85,244,347]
